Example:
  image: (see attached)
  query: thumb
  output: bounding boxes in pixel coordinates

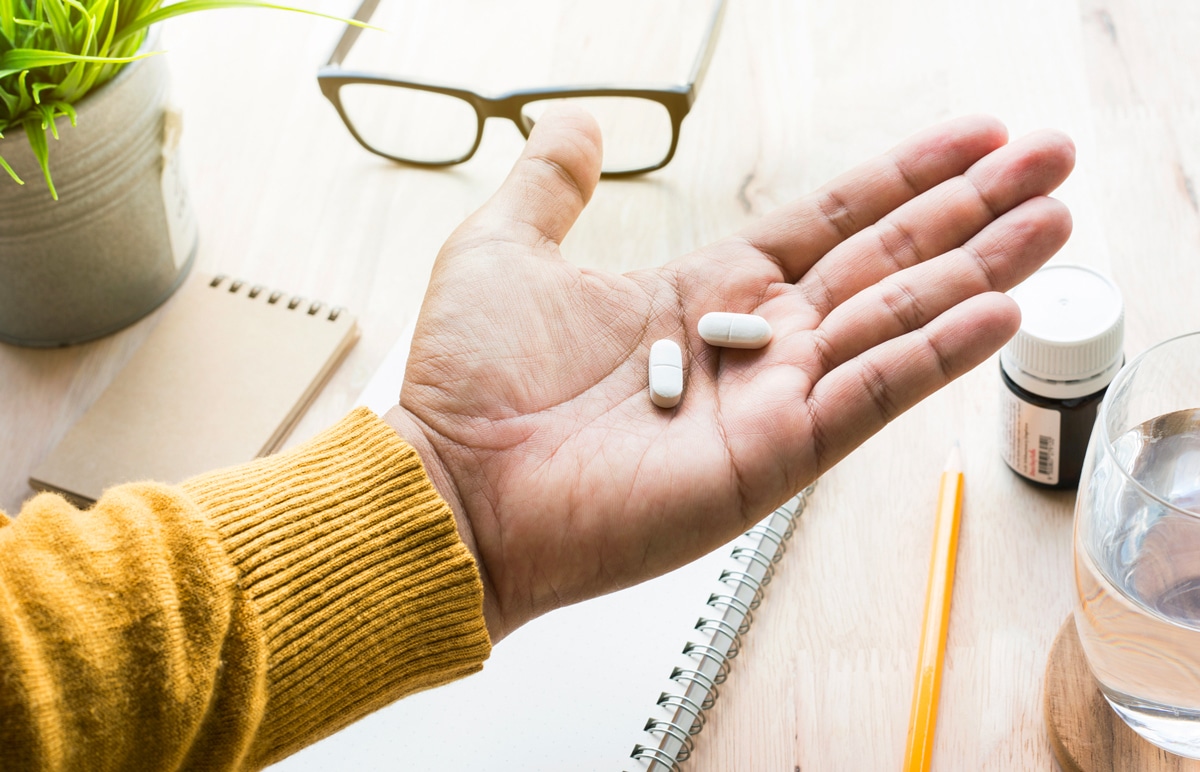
[476,104,603,247]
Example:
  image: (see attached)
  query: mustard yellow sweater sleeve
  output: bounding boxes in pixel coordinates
[0,408,492,771]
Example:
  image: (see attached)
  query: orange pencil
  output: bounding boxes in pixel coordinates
[902,445,965,772]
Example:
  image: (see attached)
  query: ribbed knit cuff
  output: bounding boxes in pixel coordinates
[181,408,491,766]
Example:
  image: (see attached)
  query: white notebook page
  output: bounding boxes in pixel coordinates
[271,322,786,771]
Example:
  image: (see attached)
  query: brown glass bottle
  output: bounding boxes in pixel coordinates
[998,365,1112,490]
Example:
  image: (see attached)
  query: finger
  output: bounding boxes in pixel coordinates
[473,104,603,248]
[736,115,1009,283]
[806,292,1019,472]
[812,196,1071,372]
[796,129,1076,315]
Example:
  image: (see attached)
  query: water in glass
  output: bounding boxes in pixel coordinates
[1075,406,1200,757]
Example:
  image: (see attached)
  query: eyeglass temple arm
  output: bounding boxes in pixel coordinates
[326,0,383,67]
[685,0,728,105]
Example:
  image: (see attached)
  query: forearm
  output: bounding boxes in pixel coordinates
[0,408,491,770]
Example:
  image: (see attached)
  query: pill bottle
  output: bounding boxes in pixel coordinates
[999,264,1124,490]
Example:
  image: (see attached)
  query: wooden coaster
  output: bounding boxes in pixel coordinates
[1044,615,1200,771]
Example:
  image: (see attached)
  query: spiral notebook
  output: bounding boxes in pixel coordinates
[272,323,814,772]
[30,272,359,506]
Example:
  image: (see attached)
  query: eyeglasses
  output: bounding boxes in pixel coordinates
[317,0,727,176]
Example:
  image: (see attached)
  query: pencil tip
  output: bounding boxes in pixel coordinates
[946,443,962,473]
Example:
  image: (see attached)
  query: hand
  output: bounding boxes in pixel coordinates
[385,108,1074,642]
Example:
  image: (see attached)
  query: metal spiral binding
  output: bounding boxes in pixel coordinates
[630,484,816,771]
[657,691,708,733]
[730,543,776,577]
[744,518,791,556]
[694,617,743,658]
[207,274,345,322]
[643,717,695,759]
[706,592,753,633]
[717,570,765,609]
[669,667,719,709]
[681,642,732,683]
[631,745,681,772]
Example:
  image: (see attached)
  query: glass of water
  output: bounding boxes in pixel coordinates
[1074,331,1200,756]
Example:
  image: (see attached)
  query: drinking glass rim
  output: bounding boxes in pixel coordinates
[1094,328,1200,519]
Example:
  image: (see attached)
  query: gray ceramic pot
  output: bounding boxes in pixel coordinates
[0,48,198,347]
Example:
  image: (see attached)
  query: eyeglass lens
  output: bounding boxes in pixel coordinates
[520,97,674,173]
[339,84,480,164]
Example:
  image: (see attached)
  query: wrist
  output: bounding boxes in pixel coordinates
[381,405,503,641]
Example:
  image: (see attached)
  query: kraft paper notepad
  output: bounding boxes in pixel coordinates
[30,272,359,506]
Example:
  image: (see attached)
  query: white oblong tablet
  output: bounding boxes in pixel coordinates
[697,312,773,349]
[648,339,684,409]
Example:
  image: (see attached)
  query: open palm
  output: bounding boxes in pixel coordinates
[387,108,1074,641]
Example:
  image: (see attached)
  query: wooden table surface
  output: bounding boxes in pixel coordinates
[4,0,1199,769]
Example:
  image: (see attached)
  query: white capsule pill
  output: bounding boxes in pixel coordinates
[697,312,773,349]
[648,339,684,409]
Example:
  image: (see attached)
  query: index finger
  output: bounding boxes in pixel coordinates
[737,115,1009,283]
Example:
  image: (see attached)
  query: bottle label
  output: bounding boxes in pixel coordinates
[1000,386,1061,485]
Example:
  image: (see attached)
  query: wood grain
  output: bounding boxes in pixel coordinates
[1,0,1199,768]
[1045,615,1200,772]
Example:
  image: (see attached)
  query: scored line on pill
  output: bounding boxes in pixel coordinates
[649,339,684,409]
[697,312,773,349]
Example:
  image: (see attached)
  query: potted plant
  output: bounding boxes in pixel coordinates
[0,0,356,346]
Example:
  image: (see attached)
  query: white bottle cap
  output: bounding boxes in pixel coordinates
[1000,264,1125,400]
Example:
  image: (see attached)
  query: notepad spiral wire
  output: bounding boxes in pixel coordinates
[629,484,816,772]
[208,274,348,322]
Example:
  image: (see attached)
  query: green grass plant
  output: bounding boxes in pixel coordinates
[0,0,359,198]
